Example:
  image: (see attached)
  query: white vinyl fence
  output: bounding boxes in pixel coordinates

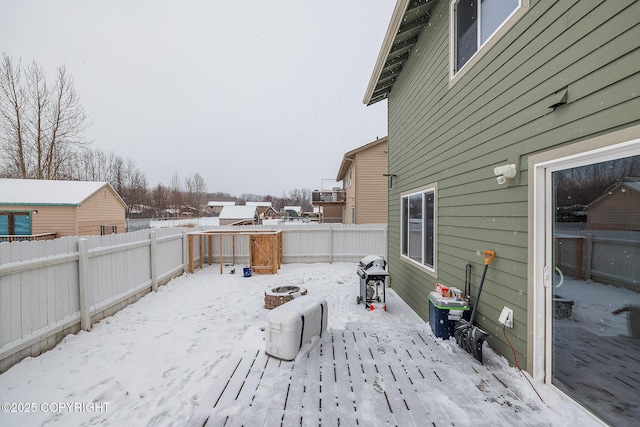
[194,223,388,266]
[0,228,188,373]
[555,230,640,289]
[0,224,386,373]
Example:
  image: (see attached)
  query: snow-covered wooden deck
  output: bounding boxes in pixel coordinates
[554,326,640,426]
[188,323,551,427]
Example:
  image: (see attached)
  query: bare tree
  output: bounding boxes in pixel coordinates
[553,155,640,224]
[26,62,47,178]
[554,155,640,208]
[121,165,148,215]
[184,173,207,217]
[151,184,169,218]
[239,193,262,203]
[75,147,149,212]
[77,147,109,181]
[0,54,27,177]
[194,174,206,198]
[0,54,89,179]
[169,173,183,217]
[287,188,313,211]
[111,156,147,213]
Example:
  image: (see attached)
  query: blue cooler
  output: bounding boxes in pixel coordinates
[428,291,471,339]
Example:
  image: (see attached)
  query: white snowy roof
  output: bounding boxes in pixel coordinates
[0,178,123,206]
[207,201,236,207]
[219,205,258,219]
[284,206,301,212]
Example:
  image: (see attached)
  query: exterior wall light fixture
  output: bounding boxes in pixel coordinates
[494,164,517,185]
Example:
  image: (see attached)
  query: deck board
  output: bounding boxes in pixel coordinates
[188,324,553,427]
[245,356,293,427]
[331,331,359,426]
[280,350,307,426]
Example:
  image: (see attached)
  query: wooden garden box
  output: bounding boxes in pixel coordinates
[188,230,282,274]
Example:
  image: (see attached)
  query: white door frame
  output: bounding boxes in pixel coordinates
[529,127,640,382]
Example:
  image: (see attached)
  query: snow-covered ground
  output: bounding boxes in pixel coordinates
[553,275,638,336]
[0,263,601,426]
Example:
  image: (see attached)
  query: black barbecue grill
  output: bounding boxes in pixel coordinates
[357,255,389,310]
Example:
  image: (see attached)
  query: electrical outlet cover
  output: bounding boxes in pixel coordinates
[499,307,513,326]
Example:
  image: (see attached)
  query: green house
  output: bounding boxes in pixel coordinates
[364,0,639,424]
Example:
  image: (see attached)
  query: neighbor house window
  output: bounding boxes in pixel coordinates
[100,225,117,235]
[452,0,521,74]
[401,186,436,271]
[0,211,32,236]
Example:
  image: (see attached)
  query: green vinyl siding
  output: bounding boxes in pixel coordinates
[386,0,640,367]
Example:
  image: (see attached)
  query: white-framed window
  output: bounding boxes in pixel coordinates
[451,0,522,75]
[401,185,437,272]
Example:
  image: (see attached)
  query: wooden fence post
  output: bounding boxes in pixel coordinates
[150,230,158,292]
[78,238,91,331]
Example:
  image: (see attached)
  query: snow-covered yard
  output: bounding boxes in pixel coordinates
[0,263,596,426]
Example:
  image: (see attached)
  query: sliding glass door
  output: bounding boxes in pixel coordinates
[543,146,640,425]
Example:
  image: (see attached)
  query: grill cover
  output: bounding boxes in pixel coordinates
[358,255,387,279]
[359,255,386,270]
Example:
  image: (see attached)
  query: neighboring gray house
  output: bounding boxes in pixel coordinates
[218,205,259,226]
[207,201,236,217]
[364,0,639,425]
[282,206,302,221]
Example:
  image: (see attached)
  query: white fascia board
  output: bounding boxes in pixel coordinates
[363,0,410,105]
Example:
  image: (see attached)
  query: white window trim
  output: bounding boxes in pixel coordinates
[400,183,438,277]
[449,0,529,85]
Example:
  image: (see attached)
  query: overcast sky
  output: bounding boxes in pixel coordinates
[0,0,394,196]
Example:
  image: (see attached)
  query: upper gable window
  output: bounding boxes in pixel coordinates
[453,0,521,74]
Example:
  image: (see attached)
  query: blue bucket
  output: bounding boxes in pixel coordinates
[243,267,252,277]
